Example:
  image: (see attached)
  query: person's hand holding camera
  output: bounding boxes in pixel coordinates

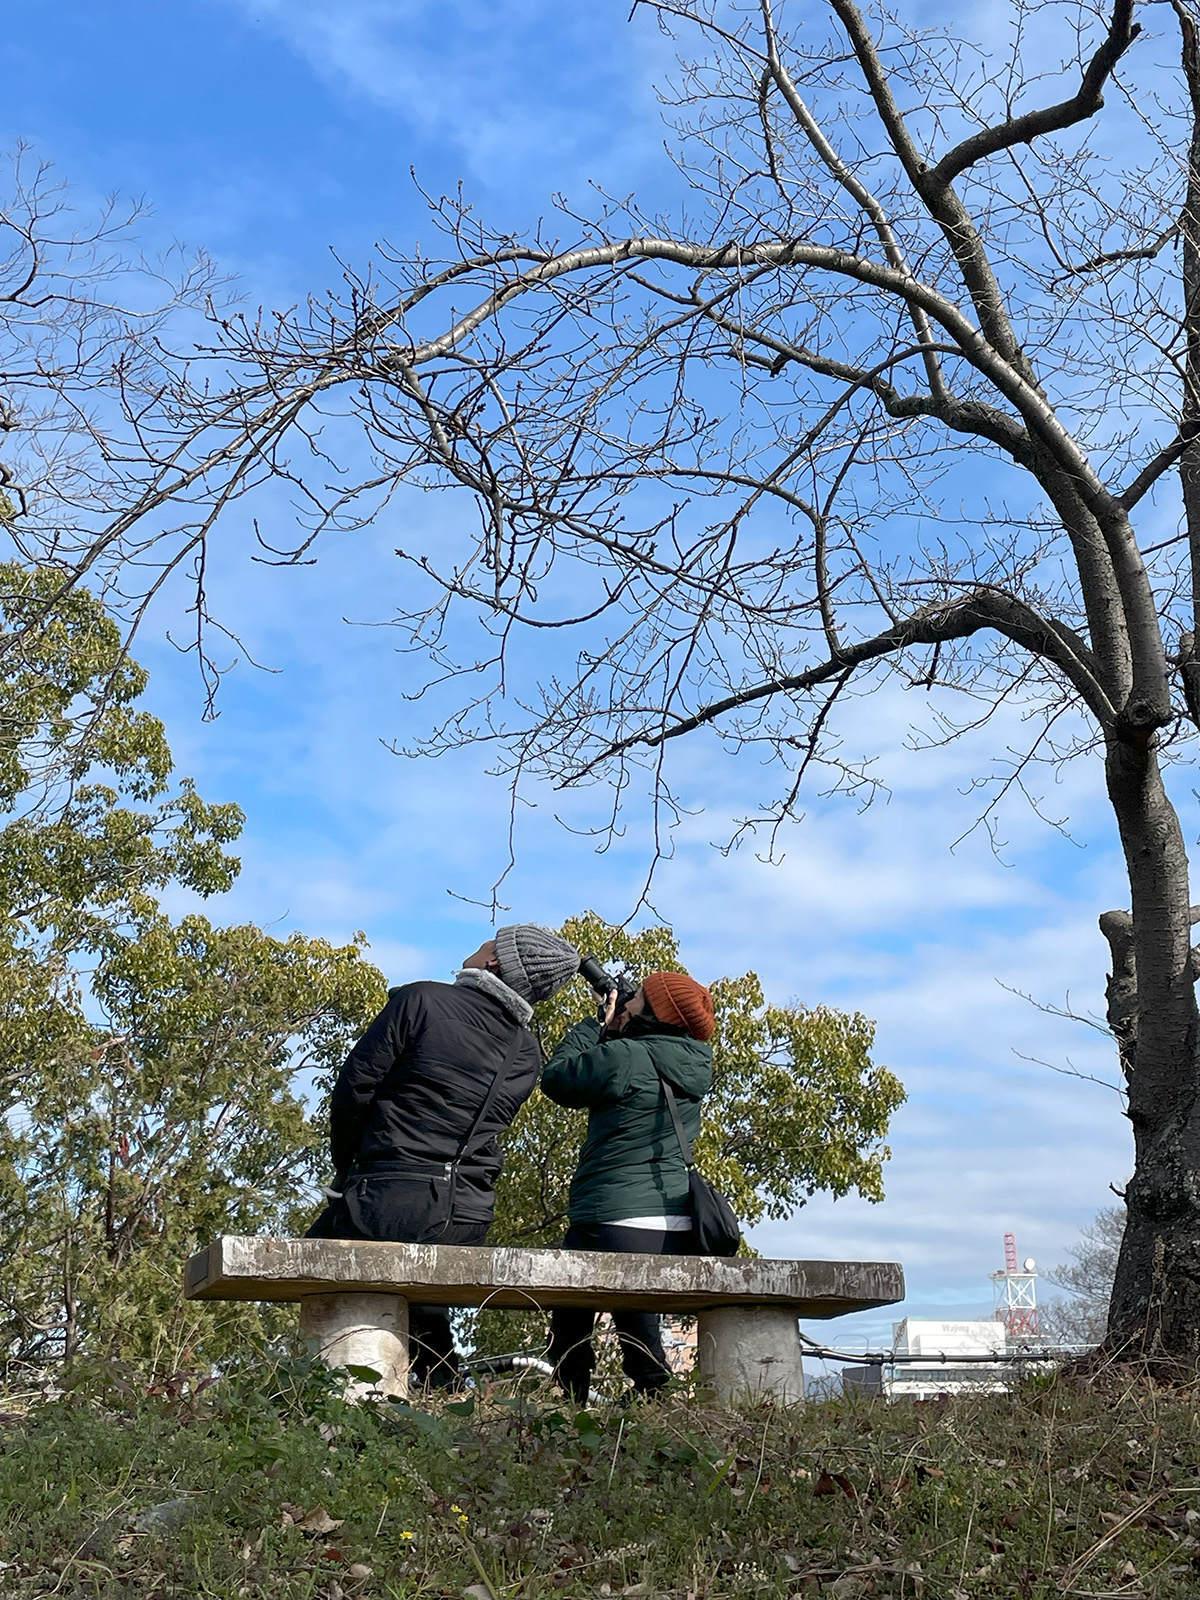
[596,984,647,1035]
[600,987,620,1031]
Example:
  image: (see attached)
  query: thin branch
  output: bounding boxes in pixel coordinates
[1012,1048,1126,1095]
[1051,223,1179,288]
[562,587,1114,783]
[928,0,1141,187]
[759,0,947,398]
[1119,432,1192,510]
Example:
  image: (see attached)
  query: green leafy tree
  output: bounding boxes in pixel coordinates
[3,915,385,1371]
[0,565,387,1373]
[0,561,244,951]
[493,911,904,1248]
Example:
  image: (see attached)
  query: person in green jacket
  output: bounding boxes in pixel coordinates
[541,969,715,1402]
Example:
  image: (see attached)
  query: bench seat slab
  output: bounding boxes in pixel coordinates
[185,1236,903,1318]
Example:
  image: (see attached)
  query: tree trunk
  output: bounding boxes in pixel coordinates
[1099,4,1200,1367]
[1104,729,1200,1362]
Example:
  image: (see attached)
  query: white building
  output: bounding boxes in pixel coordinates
[842,1318,1010,1399]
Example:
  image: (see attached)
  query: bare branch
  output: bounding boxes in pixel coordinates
[1052,223,1178,289]
[1119,432,1190,511]
[758,0,947,398]
[564,588,1114,783]
[928,0,1141,188]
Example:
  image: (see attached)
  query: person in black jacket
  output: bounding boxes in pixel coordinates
[307,923,579,1386]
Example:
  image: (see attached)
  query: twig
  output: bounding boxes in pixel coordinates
[1058,1488,1169,1590]
[607,1417,625,1489]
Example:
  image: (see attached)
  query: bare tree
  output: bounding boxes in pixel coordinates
[32,1,1200,1358]
[0,148,229,776]
[1041,1205,1127,1345]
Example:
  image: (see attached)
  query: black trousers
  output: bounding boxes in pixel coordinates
[547,1221,697,1403]
[305,1191,488,1388]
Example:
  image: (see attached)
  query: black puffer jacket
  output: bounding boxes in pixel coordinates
[329,979,541,1222]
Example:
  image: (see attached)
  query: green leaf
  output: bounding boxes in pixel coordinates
[343,1365,383,1384]
[574,1411,604,1445]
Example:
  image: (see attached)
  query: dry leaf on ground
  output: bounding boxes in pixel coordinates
[280,1505,344,1536]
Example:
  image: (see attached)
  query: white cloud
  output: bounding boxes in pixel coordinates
[212,0,665,189]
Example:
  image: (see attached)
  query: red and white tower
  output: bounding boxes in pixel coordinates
[990,1232,1040,1339]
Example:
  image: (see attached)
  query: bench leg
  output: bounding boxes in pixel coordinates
[299,1292,409,1400]
[696,1306,805,1405]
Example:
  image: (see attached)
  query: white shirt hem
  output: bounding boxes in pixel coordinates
[606,1214,692,1231]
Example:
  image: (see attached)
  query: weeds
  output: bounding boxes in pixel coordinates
[1,1354,1199,1597]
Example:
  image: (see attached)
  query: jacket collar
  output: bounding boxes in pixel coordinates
[454,967,533,1027]
[620,1012,691,1042]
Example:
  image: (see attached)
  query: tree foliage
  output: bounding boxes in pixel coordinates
[0,569,387,1373]
[4,916,385,1371]
[0,567,247,960]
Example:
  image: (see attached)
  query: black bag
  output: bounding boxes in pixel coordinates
[341,1163,458,1243]
[658,1076,741,1257]
[311,1025,527,1244]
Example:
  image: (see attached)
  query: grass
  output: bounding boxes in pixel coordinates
[2,1354,1200,1598]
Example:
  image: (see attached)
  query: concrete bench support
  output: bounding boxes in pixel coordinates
[697,1305,806,1405]
[299,1292,409,1400]
[187,1237,903,1407]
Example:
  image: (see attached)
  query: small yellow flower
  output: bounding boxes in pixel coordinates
[450,1504,468,1527]
[400,1531,415,1541]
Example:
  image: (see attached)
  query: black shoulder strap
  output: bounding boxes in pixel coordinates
[453,1024,528,1170]
[658,1075,696,1171]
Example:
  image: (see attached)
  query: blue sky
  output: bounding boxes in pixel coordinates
[2,0,1153,1351]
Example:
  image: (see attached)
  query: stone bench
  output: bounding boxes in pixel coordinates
[185,1235,904,1405]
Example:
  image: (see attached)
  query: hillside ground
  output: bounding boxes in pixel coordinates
[1,1355,1198,1598]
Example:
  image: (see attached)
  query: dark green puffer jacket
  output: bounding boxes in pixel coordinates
[541,1013,713,1223]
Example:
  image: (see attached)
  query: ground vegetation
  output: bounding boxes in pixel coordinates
[1,1361,1198,1598]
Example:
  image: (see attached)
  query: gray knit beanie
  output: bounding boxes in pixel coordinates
[494,923,580,1004]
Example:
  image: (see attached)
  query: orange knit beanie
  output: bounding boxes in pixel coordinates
[642,971,715,1042]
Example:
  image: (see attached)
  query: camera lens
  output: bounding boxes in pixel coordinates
[578,955,613,992]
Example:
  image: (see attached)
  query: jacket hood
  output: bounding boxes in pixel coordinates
[641,1030,713,1099]
[451,967,534,1027]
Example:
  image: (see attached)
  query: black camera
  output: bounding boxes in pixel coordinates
[578,955,639,1021]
